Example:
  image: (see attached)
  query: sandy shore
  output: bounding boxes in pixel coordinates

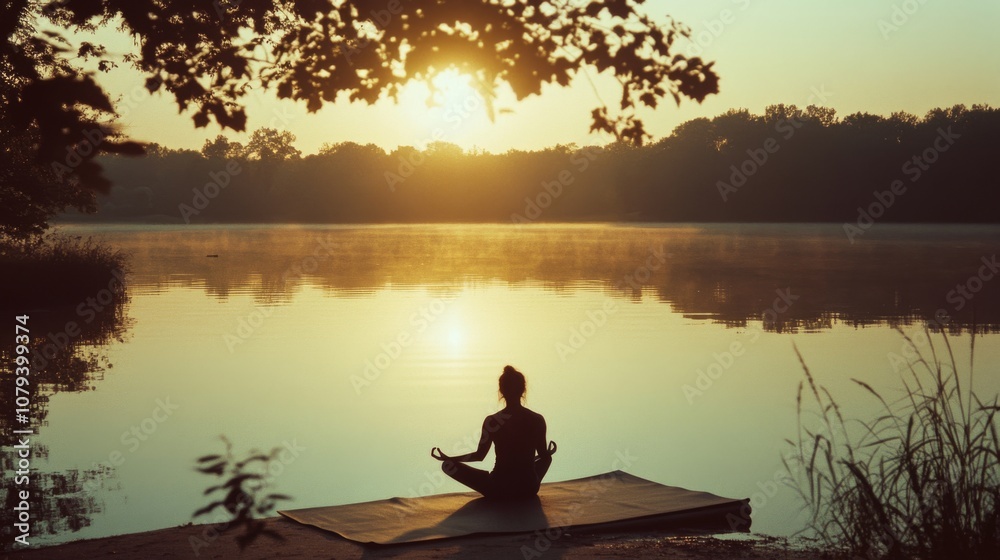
[5,518,839,560]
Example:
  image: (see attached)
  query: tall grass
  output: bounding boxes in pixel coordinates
[786,329,1000,560]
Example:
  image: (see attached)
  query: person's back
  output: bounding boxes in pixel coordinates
[490,406,546,495]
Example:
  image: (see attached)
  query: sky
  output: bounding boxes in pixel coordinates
[80,0,1000,155]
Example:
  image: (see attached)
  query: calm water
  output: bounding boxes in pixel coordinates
[13,223,1000,546]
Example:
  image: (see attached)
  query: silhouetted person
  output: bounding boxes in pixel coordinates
[431,365,556,500]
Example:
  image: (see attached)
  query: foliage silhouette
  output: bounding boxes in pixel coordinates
[1,0,719,234]
[193,436,292,551]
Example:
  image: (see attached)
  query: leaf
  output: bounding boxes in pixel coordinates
[145,76,163,93]
[193,500,224,517]
[585,3,604,17]
[276,81,293,99]
[235,453,272,468]
[196,461,226,475]
[193,112,210,128]
[223,474,259,488]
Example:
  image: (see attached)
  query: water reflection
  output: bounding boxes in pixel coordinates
[0,270,130,548]
[77,223,1000,332]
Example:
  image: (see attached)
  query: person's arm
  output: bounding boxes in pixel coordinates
[535,417,556,458]
[432,418,493,463]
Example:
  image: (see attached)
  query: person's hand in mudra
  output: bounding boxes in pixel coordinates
[430,447,451,461]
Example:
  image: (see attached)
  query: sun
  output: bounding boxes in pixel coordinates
[427,69,482,110]
[398,68,494,151]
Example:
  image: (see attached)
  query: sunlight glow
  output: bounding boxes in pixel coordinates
[397,69,494,152]
[447,324,466,354]
[439,308,471,357]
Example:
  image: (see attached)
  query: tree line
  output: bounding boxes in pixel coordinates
[72,104,999,225]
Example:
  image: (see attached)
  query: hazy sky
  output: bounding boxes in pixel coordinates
[84,0,999,154]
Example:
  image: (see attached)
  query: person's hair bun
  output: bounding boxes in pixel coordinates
[499,366,526,402]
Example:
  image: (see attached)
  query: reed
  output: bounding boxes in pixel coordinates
[0,232,128,306]
[786,329,1000,559]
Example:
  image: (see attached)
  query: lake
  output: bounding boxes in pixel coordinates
[12,222,1000,546]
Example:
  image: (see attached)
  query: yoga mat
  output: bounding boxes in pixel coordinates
[278,470,750,544]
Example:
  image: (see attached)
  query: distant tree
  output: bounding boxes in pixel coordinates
[764,104,805,124]
[841,112,885,130]
[710,108,760,151]
[317,141,386,159]
[201,135,246,160]
[885,111,919,143]
[1,0,719,234]
[668,117,718,149]
[805,105,838,127]
[923,104,969,130]
[143,142,172,158]
[244,128,301,161]
[425,141,464,158]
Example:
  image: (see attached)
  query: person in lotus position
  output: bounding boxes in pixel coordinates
[431,365,557,500]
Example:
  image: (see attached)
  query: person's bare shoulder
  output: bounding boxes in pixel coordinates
[488,409,513,427]
[523,407,545,425]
